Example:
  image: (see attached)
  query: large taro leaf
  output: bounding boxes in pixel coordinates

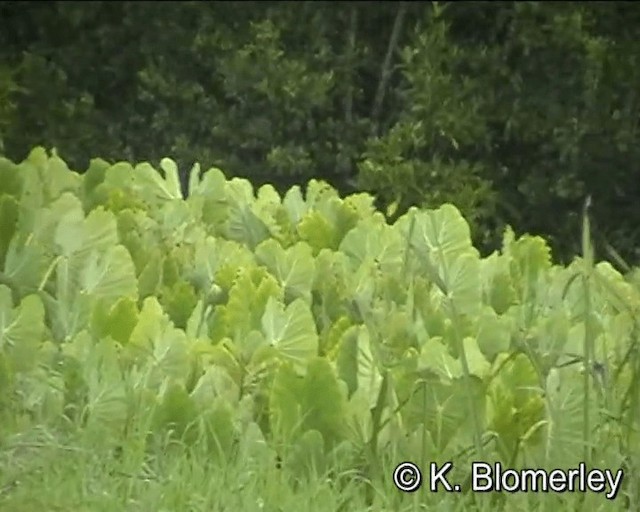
[62,331,129,435]
[403,203,475,261]
[336,325,403,452]
[179,371,242,459]
[192,236,255,293]
[235,421,273,472]
[475,306,513,362]
[338,216,403,272]
[298,193,362,254]
[297,211,335,254]
[199,397,238,461]
[19,148,81,205]
[225,179,271,250]
[152,380,199,446]
[195,168,230,231]
[418,336,460,380]
[224,267,281,341]
[284,428,327,479]
[594,260,640,314]
[189,166,225,201]
[2,232,46,293]
[402,375,485,457]
[226,204,271,251]
[3,192,87,293]
[479,252,517,315]
[53,198,136,303]
[311,249,350,323]
[534,365,599,470]
[0,194,18,270]
[185,298,212,341]
[91,296,139,345]
[0,286,45,373]
[347,258,379,320]
[336,325,381,406]
[503,233,552,300]
[126,297,192,391]
[190,364,240,407]
[419,335,490,380]
[403,205,481,317]
[253,184,286,237]
[254,239,315,304]
[51,206,137,341]
[261,296,318,374]
[156,199,201,245]
[282,185,308,226]
[130,159,182,205]
[304,180,339,208]
[269,357,348,451]
[80,245,137,302]
[161,279,198,330]
[486,353,546,464]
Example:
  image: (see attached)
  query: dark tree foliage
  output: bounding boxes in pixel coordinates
[1,1,639,263]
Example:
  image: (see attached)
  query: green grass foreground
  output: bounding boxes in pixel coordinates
[0,419,633,512]
[0,419,420,512]
[1,427,362,512]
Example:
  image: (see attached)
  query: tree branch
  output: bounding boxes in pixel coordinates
[337,5,358,177]
[370,1,408,137]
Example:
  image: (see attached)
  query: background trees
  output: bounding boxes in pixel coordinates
[1,1,638,263]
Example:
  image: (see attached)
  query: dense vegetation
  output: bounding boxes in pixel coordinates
[0,147,638,510]
[1,1,639,263]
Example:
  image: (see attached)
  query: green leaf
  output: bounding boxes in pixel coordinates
[91,296,139,345]
[62,332,128,435]
[480,253,517,315]
[476,306,512,361]
[153,381,199,444]
[133,161,182,203]
[224,267,281,341]
[270,357,348,450]
[80,245,138,301]
[404,377,484,455]
[339,216,403,272]
[404,205,481,316]
[261,296,318,373]
[201,397,237,460]
[0,194,19,270]
[160,157,183,198]
[161,280,197,330]
[462,336,491,379]
[285,428,326,478]
[406,203,476,262]
[486,353,545,462]
[419,336,461,380]
[127,297,192,388]
[0,287,45,372]
[191,365,240,407]
[255,239,315,303]
[297,211,335,253]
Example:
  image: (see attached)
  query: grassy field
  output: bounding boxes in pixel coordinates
[0,418,397,512]
[0,377,634,512]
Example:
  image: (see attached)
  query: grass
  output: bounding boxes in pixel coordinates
[1,417,633,511]
[0,421,368,512]
[0,412,505,511]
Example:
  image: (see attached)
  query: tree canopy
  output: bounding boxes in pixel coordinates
[1,1,639,263]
